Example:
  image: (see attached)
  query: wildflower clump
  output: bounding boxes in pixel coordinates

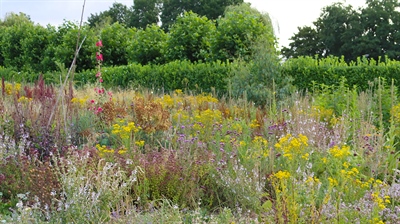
[275,134,309,160]
[273,170,291,180]
[4,82,21,95]
[112,119,141,139]
[329,145,351,159]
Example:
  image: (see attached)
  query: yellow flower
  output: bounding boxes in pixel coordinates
[17,96,32,103]
[273,170,291,180]
[328,177,338,186]
[329,145,351,159]
[250,119,260,129]
[135,140,145,147]
[322,157,328,164]
[301,153,309,160]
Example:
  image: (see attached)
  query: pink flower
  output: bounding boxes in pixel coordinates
[90,99,95,104]
[96,40,103,47]
[99,78,103,83]
[96,72,101,78]
[96,52,103,61]
[97,107,103,113]
[107,91,113,97]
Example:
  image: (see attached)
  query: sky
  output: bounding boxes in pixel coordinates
[0,0,366,49]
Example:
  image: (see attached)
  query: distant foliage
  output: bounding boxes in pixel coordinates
[211,3,275,62]
[165,11,215,62]
[74,60,231,93]
[100,23,135,67]
[281,56,400,92]
[282,0,400,62]
[128,24,167,65]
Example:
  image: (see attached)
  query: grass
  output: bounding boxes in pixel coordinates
[0,77,399,223]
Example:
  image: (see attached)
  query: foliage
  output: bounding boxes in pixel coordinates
[229,38,293,107]
[130,0,161,29]
[87,3,132,28]
[165,11,215,62]
[283,0,400,62]
[74,60,231,93]
[128,24,167,65]
[160,0,243,31]
[54,21,97,72]
[281,55,400,92]
[100,23,135,67]
[281,26,323,59]
[211,3,275,62]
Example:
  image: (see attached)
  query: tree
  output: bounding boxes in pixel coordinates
[281,26,322,59]
[165,11,215,62]
[130,0,161,29]
[0,13,35,70]
[314,3,361,60]
[283,0,400,62]
[128,24,167,65]
[211,3,275,62]
[160,0,243,31]
[357,0,400,60]
[87,3,132,28]
[100,23,136,66]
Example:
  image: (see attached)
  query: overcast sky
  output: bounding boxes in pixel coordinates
[0,0,366,48]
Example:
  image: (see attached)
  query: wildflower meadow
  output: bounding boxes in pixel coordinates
[0,2,400,224]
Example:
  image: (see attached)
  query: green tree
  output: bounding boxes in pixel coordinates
[0,12,35,71]
[160,0,243,31]
[128,24,167,65]
[54,21,97,72]
[165,11,215,62]
[211,3,274,62]
[283,0,400,62]
[314,3,361,60]
[87,3,132,28]
[357,0,400,60]
[281,26,323,59]
[100,23,135,66]
[130,0,161,29]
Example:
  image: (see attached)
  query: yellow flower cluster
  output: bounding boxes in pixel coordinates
[311,105,334,122]
[371,192,390,210]
[275,134,309,160]
[249,119,260,129]
[4,82,21,95]
[172,109,190,124]
[158,94,175,109]
[340,167,359,178]
[251,136,269,158]
[273,170,291,180]
[328,177,338,187]
[71,97,89,107]
[135,140,145,147]
[17,96,32,103]
[305,176,321,185]
[96,144,127,157]
[193,109,222,131]
[111,119,141,140]
[329,145,351,159]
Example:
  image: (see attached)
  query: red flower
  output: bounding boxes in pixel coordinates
[96,72,101,78]
[96,52,103,61]
[96,40,103,47]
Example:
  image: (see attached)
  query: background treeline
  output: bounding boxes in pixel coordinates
[1,0,400,106]
[281,0,400,62]
[0,1,272,74]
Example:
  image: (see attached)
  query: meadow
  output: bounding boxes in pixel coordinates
[0,69,399,223]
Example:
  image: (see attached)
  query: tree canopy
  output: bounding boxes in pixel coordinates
[282,0,400,62]
[160,0,243,30]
